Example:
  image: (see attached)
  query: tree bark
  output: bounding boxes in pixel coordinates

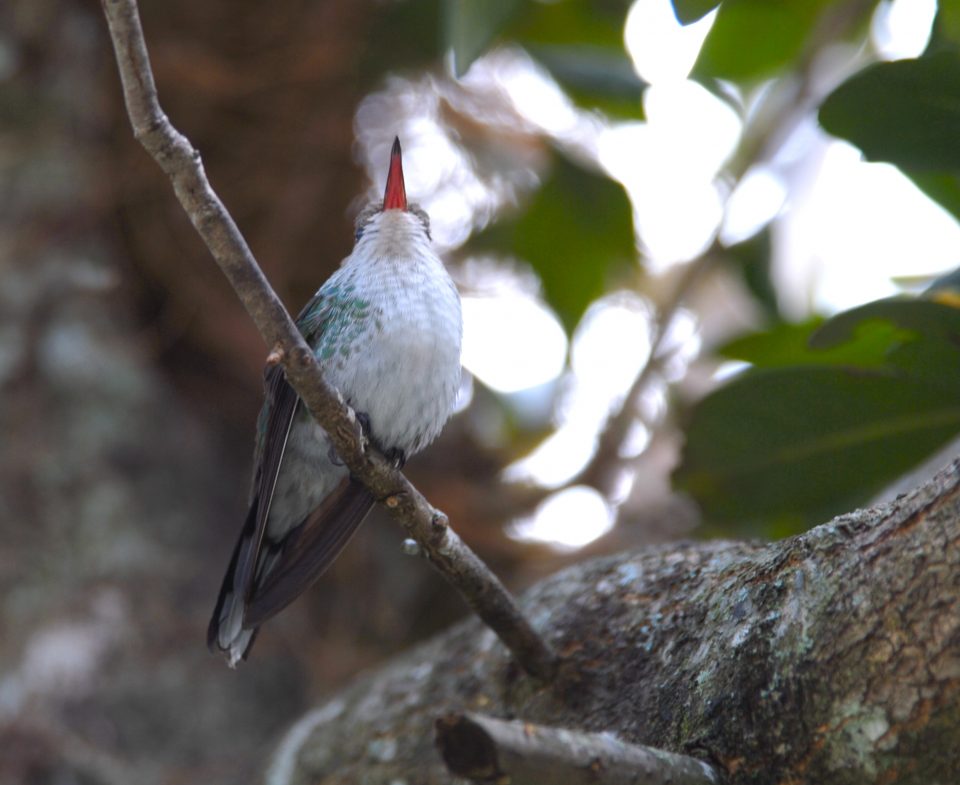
[266,459,960,785]
[435,712,718,784]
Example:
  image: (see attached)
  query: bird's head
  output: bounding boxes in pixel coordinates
[354,137,431,248]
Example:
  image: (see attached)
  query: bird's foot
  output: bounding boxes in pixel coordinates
[355,411,372,439]
[385,447,406,469]
[352,410,403,467]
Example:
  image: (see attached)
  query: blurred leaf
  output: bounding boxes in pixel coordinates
[809,298,960,350]
[677,297,960,532]
[693,0,833,81]
[929,2,960,52]
[527,45,646,119]
[908,171,960,223]
[724,230,779,321]
[722,299,960,370]
[508,0,632,49]
[671,0,721,25]
[509,0,641,118]
[405,0,642,117]
[719,317,904,369]
[675,366,960,531]
[719,319,822,367]
[471,153,635,332]
[444,0,524,76]
[811,298,960,386]
[819,52,960,172]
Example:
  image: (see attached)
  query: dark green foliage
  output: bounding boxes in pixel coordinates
[724,230,780,322]
[446,0,644,117]
[470,154,636,333]
[693,0,838,81]
[676,299,960,533]
[525,44,647,119]
[820,52,960,172]
[369,0,960,541]
[445,0,524,76]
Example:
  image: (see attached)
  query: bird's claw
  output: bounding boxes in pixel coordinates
[355,411,372,438]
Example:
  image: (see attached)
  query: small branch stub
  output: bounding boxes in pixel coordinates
[435,712,719,785]
[266,344,285,366]
[431,511,449,531]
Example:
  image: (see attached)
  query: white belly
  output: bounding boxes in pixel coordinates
[320,253,462,455]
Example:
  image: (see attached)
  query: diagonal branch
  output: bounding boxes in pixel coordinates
[100,0,558,682]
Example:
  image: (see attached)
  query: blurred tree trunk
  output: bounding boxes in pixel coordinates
[0,1,401,784]
[268,460,960,785]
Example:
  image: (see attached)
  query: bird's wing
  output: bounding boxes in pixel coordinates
[209,289,377,653]
[207,362,300,653]
[236,289,337,596]
[240,363,301,597]
[244,477,374,626]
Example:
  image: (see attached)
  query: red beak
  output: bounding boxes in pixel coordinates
[383,137,407,211]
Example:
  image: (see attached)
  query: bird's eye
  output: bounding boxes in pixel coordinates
[353,204,381,241]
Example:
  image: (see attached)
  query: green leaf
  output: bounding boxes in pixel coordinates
[721,299,960,371]
[508,0,641,118]
[444,0,524,76]
[819,52,960,172]
[671,0,721,25]
[812,298,960,388]
[929,2,960,52]
[677,297,960,532]
[507,0,632,50]
[470,153,635,332]
[718,317,905,369]
[527,45,646,119]
[675,366,960,531]
[809,298,960,349]
[819,50,960,219]
[431,0,643,117]
[693,0,834,81]
[908,171,960,223]
[723,230,780,321]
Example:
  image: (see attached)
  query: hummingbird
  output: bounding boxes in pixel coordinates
[208,138,463,666]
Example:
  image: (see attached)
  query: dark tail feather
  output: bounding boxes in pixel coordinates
[244,479,375,627]
[207,502,259,656]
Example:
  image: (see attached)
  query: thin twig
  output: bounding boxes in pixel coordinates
[100,0,558,682]
[435,712,719,785]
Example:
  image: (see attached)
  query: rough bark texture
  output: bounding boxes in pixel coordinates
[268,460,960,785]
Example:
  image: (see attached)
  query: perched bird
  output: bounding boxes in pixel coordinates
[208,138,463,666]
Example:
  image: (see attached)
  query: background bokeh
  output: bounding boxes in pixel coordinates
[3,0,959,782]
